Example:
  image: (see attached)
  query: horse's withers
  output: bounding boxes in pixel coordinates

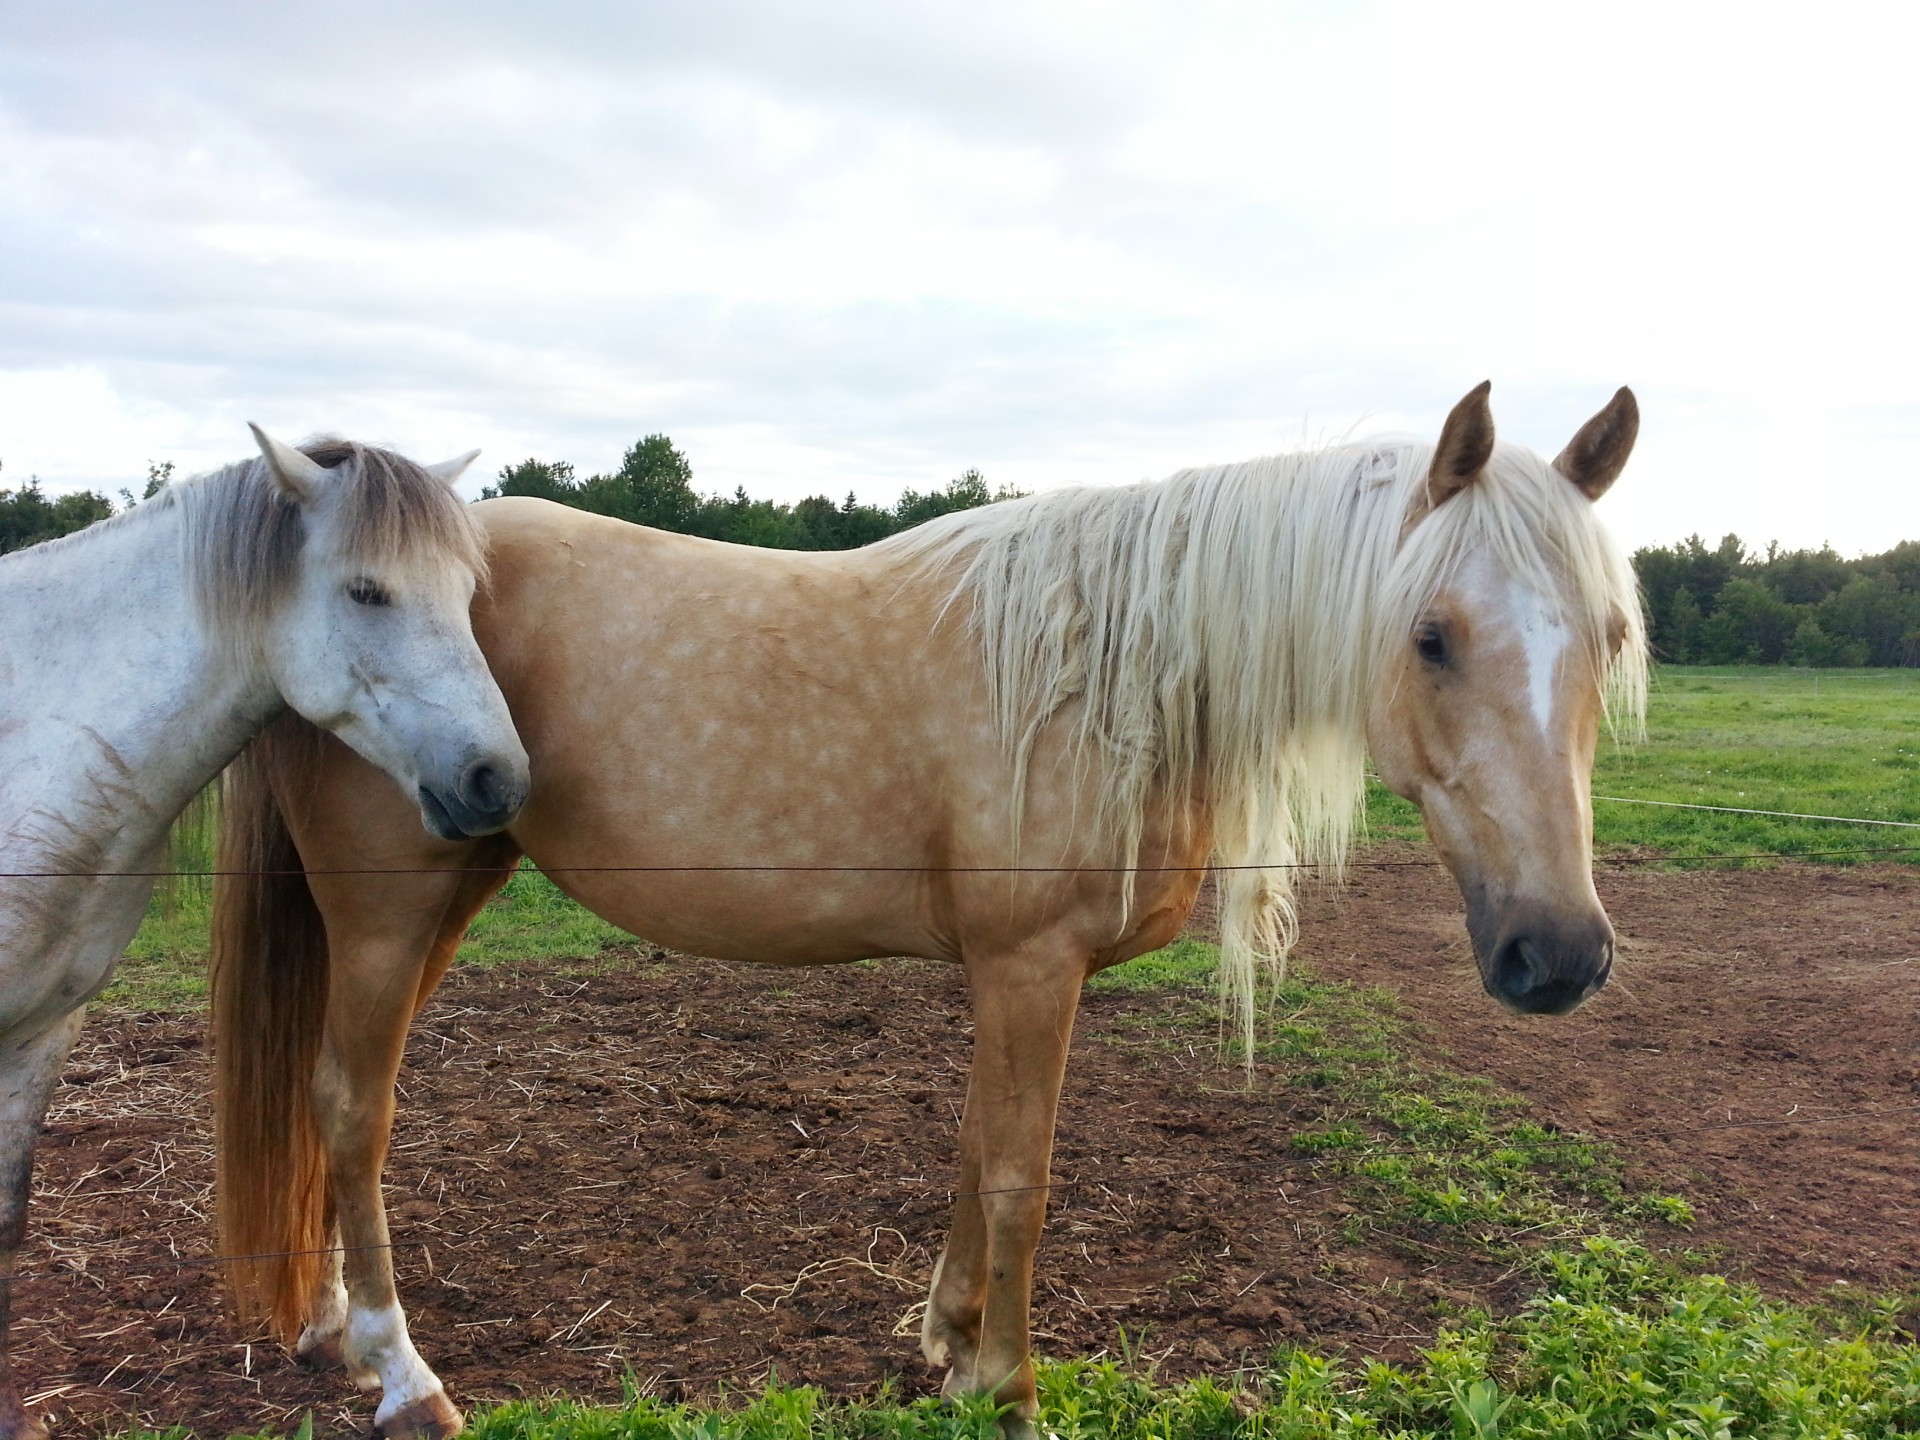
[1368,384,1642,1015]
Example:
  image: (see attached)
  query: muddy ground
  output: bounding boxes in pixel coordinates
[22,857,1920,1435]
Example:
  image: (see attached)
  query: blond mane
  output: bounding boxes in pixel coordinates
[885,438,1648,1052]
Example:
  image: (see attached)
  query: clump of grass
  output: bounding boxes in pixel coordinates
[1089,936,1221,993]
[452,864,632,968]
[1100,939,1681,1248]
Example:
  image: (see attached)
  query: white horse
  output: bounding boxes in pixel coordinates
[0,430,529,1440]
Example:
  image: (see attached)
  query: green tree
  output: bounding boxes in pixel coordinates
[483,459,579,504]
[0,463,116,555]
[1817,575,1918,665]
[1664,586,1703,663]
[479,441,1017,553]
[1699,577,1797,663]
[583,435,702,531]
[895,468,1023,529]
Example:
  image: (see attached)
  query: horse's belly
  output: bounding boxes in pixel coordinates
[525,830,948,965]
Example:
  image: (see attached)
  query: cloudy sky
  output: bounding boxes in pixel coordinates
[2,1,1914,553]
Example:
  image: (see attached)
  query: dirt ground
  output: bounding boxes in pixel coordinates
[22,858,1920,1436]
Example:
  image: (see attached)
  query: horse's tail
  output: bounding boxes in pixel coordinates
[210,714,333,1343]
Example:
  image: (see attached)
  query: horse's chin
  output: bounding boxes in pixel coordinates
[415,785,511,841]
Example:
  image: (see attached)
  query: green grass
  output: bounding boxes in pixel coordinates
[1099,945,1691,1253]
[454,866,633,966]
[253,1255,1907,1438]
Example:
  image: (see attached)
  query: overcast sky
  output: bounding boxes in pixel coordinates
[2,1,1915,553]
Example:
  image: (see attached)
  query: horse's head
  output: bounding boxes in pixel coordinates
[247,427,530,840]
[1367,384,1644,1015]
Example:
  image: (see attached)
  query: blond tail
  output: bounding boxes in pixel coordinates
[210,715,333,1343]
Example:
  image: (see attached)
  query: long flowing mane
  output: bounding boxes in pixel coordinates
[884,438,1648,1050]
[9,440,487,655]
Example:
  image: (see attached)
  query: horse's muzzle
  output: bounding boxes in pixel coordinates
[1474,910,1614,1016]
[417,755,529,840]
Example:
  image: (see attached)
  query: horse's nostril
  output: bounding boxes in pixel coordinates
[461,762,502,812]
[1487,932,1602,1015]
[1492,937,1543,999]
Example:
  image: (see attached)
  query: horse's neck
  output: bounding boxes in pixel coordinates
[0,507,278,836]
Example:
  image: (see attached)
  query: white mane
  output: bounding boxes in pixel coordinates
[884,438,1648,1052]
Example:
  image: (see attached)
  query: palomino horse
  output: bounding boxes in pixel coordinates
[212,384,1646,1437]
[0,432,528,1440]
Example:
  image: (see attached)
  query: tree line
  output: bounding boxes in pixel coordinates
[7,441,1920,667]
[0,461,168,555]
[1634,534,1920,667]
[481,435,1024,550]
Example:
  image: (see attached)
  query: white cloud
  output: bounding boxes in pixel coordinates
[0,0,1915,555]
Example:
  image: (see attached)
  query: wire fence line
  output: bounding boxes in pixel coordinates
[5,795,1918,881]
[5,846,1920,881]
[1593,795,1920,829]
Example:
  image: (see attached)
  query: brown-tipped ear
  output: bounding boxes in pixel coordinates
[1426,381,1495,511]
[1553,386,1638,501]
[248,423,330,505]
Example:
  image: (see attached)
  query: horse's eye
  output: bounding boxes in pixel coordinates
[347,578,392,608]
[1414,624,1448,667]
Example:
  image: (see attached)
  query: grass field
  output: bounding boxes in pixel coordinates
[97,666,1920,1438]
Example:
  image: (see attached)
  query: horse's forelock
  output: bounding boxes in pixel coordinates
[299,439,489,584]
[1384,442,1649,741]
[181,439,486,657]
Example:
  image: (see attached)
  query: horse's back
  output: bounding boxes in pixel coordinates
[467,498,988,961]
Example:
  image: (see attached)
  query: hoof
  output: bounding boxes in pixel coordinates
[295,1333,348,1371]
[376,1391,464,1440]
[0,1393,48,1440]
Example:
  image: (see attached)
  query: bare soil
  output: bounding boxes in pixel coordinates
[23,857,1920,1436]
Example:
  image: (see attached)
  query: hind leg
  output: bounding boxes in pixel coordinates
[305,841,519,1438]
[295,1241,350,1370]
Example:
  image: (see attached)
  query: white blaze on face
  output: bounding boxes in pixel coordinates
[1508,580,1572,735]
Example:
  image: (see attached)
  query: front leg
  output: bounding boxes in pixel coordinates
[0,1010,85,1440]
[925,941,1084,1438]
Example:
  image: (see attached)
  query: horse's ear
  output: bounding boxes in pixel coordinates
[248,424,331,505]
[423,449,482,487]
[1553,387,1639,501]
[1426,381,1496,511]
